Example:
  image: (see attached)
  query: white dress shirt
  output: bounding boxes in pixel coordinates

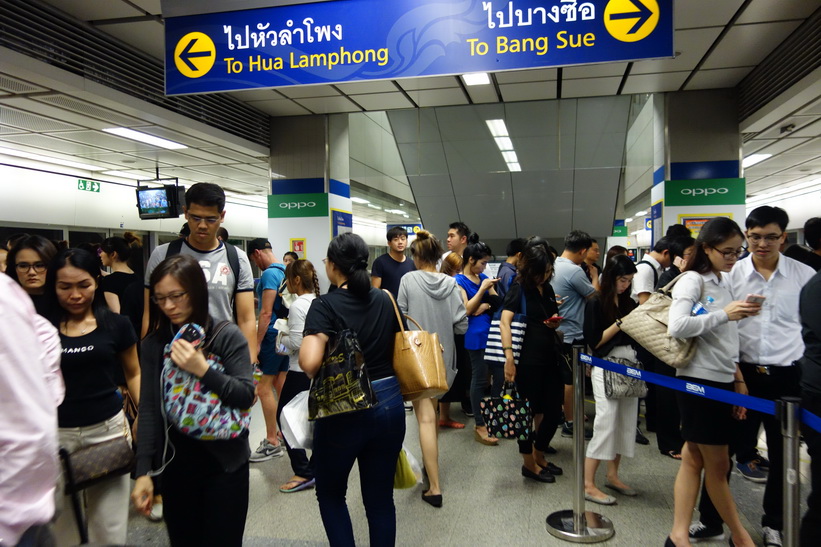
[668,270,738,383]
[728,254,816,366]
[631,254,662,302]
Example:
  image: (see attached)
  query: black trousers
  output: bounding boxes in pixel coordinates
[515,363,564,454]
[163,429,250,547]
[801,389,821,546]
[276,370,314,479]
[642,351,684,454]
[699,363,801,531]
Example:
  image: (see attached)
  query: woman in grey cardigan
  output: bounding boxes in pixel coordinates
[398,230,468,508]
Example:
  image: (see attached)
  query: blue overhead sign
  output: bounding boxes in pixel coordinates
[165,0,673,95]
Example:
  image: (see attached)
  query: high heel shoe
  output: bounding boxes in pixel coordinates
[473,427,498,445]
[664,537,675,547]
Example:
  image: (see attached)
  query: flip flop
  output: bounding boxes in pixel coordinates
[438,419,465,429]
[279,478,316,493]
[662,450,682,460]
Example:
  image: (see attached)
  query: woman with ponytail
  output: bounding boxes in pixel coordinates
[300,233,405,546]
[276,259,320,494]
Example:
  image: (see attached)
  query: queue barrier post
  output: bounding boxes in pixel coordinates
[780,396,801,547]
[546,345,615,543]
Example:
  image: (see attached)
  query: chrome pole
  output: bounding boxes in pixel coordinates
[781,397,801,547]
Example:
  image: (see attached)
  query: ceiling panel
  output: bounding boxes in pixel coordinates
[495,68,557,84]
[75,152,173,169]
[406,88,469,108]
[407,174,455,198]
[397,142,449,175]
[42,0,143,21]
[562,77,621,98]
[565,62,628,79]
[336,81,398,94]
[685,67,754,90]
[278,85,341,99]
[0,106,81,132]
[397,77,459,91]
[99,20,165,60]
[128,149,223,167]
[227,89,284,102]
[622,72,690,94]
[456,194,517,240]
[352,93,415,111]
[246,99,313,116]
[466,84,499,104]
[674,0,744,30]
[631,28,724,75]
[294,96,361,114]
[742,139,776,155]
[758,138,812,156]
[33,95,149,127]
[130,0,162,16]
[701,21,802,70]
[0,75,49,94]
[1,133,112,156]
[53,130,157,152]
[499,81,557,102]
[756,116,820,140]
[735,0,819,24]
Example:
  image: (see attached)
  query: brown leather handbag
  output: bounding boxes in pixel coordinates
[384,290,448,401]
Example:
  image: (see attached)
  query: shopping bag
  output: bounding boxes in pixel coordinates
[280,390,314,450]
[479,382,532,441]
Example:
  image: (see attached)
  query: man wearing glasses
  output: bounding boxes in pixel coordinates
[692,206,815,546]
[142,182,256,353]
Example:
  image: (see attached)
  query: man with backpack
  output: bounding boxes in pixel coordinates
[631,238,671,305]
[246,238,289,462]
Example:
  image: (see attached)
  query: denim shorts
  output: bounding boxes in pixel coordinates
[258,330,289,375]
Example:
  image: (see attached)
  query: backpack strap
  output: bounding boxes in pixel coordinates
[223,241,240,298]
[637,259,659,287]
[166,237,184,257]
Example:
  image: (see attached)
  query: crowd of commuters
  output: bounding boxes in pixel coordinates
[3,182,821,547]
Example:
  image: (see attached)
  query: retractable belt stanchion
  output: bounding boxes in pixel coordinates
[780,396,801,547]
[546,345,615,543]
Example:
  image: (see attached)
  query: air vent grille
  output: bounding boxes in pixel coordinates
[738,8,821,122]
[0,0,270,147]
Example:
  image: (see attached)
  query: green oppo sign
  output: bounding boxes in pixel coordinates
[664,178,746,206]
[268,193,328,218]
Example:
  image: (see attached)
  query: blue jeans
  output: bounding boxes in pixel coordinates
[468,349,505,427]
[313,376,405,547]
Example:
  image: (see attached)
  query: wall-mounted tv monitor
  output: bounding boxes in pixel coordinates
[136,181,184,220]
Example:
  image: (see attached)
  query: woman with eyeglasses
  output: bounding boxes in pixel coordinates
[132,254,255,547]
[43,248,141,546]
[6,234,58,313]
[300,233,404,546]
[665,217,761,547]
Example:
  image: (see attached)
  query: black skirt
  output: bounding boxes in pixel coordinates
[676,376,735,446]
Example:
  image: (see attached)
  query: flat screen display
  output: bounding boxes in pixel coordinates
[137,186,174,219]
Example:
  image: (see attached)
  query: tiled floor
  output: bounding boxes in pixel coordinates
[126,400,811,546]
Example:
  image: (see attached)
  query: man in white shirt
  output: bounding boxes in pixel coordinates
[693,206,815,546]
[631,238,671,304]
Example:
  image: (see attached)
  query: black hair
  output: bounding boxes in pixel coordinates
[563,230,593,253]
[44,248,114,330]
[462,233,492,267]
[599,255,638,324]
[667,236,696,261]
[7,235,58,286]
[147,254,211,338]
[505,237,527,257]
[652,237,671,254]
[386,226,408,241]
[666,224,692,239]
[516,243,554,290]
[448,222,471,239]
[283,251,299,262]
[547,245,559,259]
[805,217,821,251]
[409,230,443,267]
[185,182,226,212]
[605,245,628,266]
[179,223,191,237]
[101,236,134,263]
[746,205,789,232]
[685,217,744,275]
[327,233,370,298]
[217,227,230,241]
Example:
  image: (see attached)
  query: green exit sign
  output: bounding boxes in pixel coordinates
[78,179,100,192]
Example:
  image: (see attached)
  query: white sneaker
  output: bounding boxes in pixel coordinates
[762,526,782,547]
[688,521,724,542]
[249,439,285,462]
[147,502,163,522]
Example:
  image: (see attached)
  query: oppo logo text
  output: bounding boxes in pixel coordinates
[680,188,728,196]
[280,201,316,210]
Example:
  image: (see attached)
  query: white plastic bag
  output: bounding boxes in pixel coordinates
[280,390,313,450]
[403,444,424,485]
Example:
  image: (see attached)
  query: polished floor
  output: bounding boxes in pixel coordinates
[126,398,811,546]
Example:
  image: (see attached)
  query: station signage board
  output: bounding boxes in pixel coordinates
[165,0,673,95]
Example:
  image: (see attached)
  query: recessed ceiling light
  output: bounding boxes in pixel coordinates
[625,217,634,222]
[463,72,490,86]
[502,151,518,163]
[103,128,187,150]
[485,119,509,137]
[494,137,513,150]
[351,197,370,204]
[0,146,105,171]
[366,203,382,210]
[742,153,771,168]
[507,162,521,172]
[635,210,648,216]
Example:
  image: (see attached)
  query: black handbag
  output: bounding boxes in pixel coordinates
[479,382,532,441]
[308,297,377,420]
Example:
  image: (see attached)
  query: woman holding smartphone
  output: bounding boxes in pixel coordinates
[132,254,255,547]
[665,217,760,547]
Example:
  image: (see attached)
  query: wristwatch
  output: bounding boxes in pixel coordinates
[616,319,623,327]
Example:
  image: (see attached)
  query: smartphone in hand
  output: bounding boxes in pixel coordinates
[745,294,766,305]
[173,323,206,348]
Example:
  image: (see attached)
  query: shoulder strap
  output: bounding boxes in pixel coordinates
[638,259,659,287]
[166,238,183,257]
[658,272,691,296]
[203,320,231,352]
[223,242,240,296]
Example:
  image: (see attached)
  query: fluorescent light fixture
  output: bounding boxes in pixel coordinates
[625,217,634,222]
[635,210,648,216]
[353,216,387,229]
[631,229,644,236]
[747,178,821,205]
[350,197,370,204]
[103,127,187,150]
[366,203,382,210]
[384,208,406,215]
[494,137,513,150]
[742,153,771,168]
[501,151,518,163]
[485,119,509,137]
[271,172,285,179]
[507,162,521,172]
[102,170,146,180]
[0,146,105,171]
[463,72,490,86]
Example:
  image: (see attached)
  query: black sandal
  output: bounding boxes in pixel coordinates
[661,450,682,460]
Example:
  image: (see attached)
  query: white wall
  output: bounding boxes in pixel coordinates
[0,163,267,238]
[746,190,821,231]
